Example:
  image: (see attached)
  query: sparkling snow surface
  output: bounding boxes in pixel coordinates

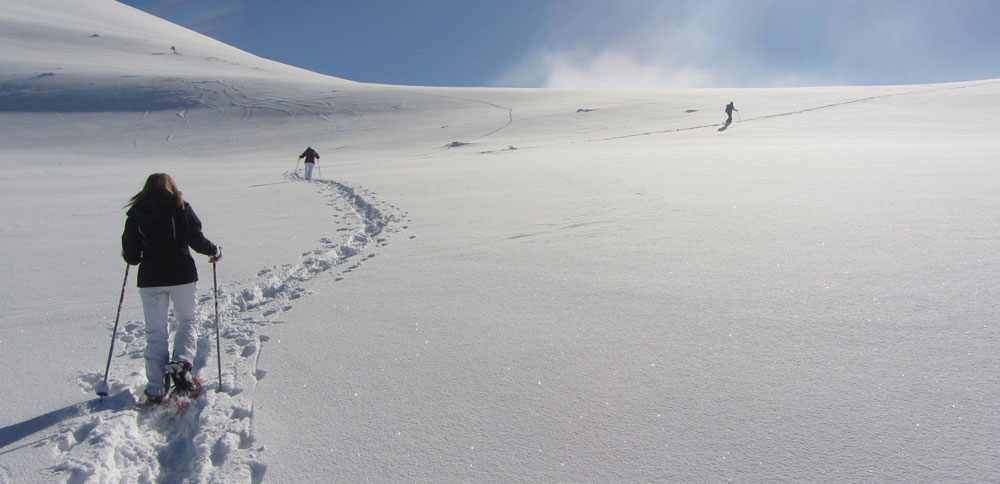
[1,1,998,482]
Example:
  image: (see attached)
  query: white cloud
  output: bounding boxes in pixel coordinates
[494,1,750,88]
[500,47,718,89]
[494,0,1000,88]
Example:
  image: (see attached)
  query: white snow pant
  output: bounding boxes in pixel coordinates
[140,282,199,396]
[304,162,314,180]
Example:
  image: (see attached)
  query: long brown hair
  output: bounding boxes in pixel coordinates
[127,173,184,209]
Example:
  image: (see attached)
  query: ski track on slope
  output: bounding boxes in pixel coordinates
[478,79,1000,153]
[49,175,404,483]
[399,89,515,143]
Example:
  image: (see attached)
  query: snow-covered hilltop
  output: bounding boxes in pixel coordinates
[2,0,998,483]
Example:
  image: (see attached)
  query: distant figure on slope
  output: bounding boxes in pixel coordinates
[724,102,738,125]
[299,146,320,181]
[122,173,222,403]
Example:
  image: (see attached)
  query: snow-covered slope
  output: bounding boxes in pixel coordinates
[1,0,999,482]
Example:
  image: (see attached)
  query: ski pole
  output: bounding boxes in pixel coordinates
[213,261,223,390]
[317,165,323,179]
[294,158,300,177]
[98,264,130,399]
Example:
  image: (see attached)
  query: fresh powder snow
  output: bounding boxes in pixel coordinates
[1,0,998,482]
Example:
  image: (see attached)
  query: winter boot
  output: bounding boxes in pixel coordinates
[142,373,171,405]
[143,389,164,404]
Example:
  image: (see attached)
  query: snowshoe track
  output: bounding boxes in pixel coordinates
[54,176,403,483]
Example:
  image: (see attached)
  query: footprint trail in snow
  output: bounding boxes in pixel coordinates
[54,174,404,483]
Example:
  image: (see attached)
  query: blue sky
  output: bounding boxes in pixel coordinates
[119,0,1000,88]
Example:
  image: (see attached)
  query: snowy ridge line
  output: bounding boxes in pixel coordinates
[479,79,1000,153]
[742,78,1000,124]
[54,176,402,483]
[590,79,1000,142]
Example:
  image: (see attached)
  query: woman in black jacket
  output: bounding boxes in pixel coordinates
[122,173,221,403]
[299,146,319,180]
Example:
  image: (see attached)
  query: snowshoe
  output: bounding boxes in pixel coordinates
[166,361,197,395]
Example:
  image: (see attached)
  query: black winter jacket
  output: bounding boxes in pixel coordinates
[299,148,320,164]
[122,196,218,288]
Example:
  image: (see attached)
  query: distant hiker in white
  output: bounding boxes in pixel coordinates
[299,146,320,180]
[122,173,222,403]
[725,101,738,125]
